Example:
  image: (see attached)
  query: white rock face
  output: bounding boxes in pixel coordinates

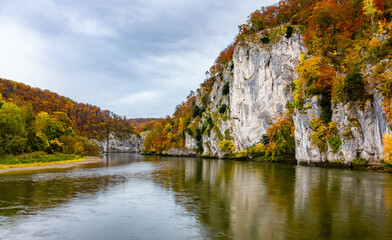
[185,133,197,150]
[293,96,323,163]
[294,92,391,164]
[94,133,144,153]
[230,33,305,150]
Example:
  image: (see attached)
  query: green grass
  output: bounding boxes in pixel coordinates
[0,151,82,165]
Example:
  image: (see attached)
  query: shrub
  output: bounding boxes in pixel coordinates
[219,104,227,114]
[222,82,230,96]
[309,116,330,152]
[328,136,341,154]
[265,116,295,161]
[193,105,200,118]
[383,134,392,164]
[217,140,235,155]
[285,26,293,38]
[261,36,270,44]
[82,141,100,156]
[352,158,367,166]
[48,139,64,153]
[261,134,270,145]
[186,127,193,136]
[345,68,365,102]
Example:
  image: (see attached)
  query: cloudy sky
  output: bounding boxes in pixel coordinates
[0,0,277,118]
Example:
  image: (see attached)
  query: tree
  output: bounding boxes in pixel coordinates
[0,93,4,108]
[265,116,295,161]
[363,0,378,31]
[383,134,392,164]
[0,102,27,154]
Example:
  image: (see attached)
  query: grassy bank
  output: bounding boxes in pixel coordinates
[0,151,85,169]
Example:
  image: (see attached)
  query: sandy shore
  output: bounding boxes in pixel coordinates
[0,156,104,174]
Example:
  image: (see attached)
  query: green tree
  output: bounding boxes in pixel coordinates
[35,112,51,133]
[0,102,27,154]
[0,94,4,108]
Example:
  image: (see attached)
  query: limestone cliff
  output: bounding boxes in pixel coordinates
[178,32,304,158]
[93,133,144,153]
[179,30,390,164]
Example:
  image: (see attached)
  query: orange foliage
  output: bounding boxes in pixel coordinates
[215,44,234,66]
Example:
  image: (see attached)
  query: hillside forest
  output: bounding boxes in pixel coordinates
[0,78,141,158]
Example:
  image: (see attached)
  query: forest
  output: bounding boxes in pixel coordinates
[0,79,140,164]
[142,0,392,164]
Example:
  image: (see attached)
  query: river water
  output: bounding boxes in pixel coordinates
[0,153,391,240]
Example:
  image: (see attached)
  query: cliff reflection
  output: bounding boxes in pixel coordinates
[148,158,392,240]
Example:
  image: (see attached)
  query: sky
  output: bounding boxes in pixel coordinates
[0,0,278,118]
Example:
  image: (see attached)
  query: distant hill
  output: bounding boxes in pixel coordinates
[128,118,162,127]
[0,78,153,139]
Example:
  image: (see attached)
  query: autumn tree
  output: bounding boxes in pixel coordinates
[265,116,295,161]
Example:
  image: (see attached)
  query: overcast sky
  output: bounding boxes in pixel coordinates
[0,0,277,118]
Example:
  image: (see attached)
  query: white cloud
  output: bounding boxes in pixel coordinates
[117,91,162,105]
[0,0,279,118]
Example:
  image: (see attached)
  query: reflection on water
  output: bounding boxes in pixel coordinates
[0,153,392,239]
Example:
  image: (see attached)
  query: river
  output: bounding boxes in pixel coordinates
[0,153,391,239]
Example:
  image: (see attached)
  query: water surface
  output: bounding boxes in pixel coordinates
[0,153,391,239]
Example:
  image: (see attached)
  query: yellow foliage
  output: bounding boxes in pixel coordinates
[332,75,345,103]
[217,140,235,154]
[309,115,330,152]
[383,134,392,164]
[235,144,266,158]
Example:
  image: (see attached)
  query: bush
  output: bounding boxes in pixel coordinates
[261,36,270,44]
[345,68,365,102]
[222,82,230,96]
[265,117,295,161]
[261,134,270,145]
[186,127,193,136]
[219,104,227,114]
[48,139,63,153]
[352,158,367,166]
[82,141,100,156]
[61,135,84,154]
[217,140,235,155]
[285,26,293,38]
[383,134,392,165]
[328,136,341,154]
[193,105,200,118]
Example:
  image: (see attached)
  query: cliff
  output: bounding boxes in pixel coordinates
[143,1,392,165]
[93,133,145,153]
[166,30,391,164]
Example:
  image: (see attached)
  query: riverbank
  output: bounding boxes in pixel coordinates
[143,151,392,172]
[0,156,104,174]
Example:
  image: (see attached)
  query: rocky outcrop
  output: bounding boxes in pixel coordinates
[294,92,391,164]
[230,33,305,150]
[93,133,144,153]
